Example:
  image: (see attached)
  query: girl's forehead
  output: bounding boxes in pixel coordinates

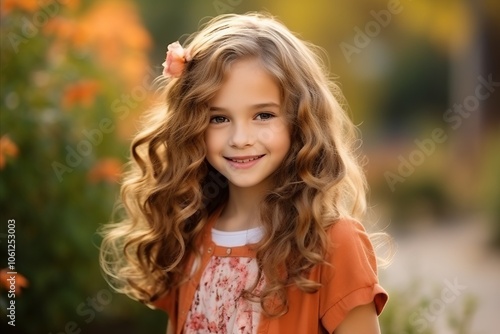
[209,59,281,108]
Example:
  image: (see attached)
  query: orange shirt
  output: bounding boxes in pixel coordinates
[153,209,388,333]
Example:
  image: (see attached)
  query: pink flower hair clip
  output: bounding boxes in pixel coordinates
[162,41,192,78]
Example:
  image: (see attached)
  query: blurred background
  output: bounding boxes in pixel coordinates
[1,0,499,333]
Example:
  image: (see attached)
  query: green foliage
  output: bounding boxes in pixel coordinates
[0,4,164,334]
[380,280,478,334]
[447,295,477,334]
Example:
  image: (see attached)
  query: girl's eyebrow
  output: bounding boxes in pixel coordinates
[209,102,280,112]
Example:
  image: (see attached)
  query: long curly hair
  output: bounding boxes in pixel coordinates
[100,12,372,316]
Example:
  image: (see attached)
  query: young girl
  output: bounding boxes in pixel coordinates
[100,12,389,334]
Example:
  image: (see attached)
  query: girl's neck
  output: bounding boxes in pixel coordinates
[216,182,269,232]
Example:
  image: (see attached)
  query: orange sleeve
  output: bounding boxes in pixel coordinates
[319,219,388,332]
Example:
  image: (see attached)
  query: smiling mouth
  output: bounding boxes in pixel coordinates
[224,155,265,163]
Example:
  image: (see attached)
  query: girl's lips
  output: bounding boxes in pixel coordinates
[224,155,265,169]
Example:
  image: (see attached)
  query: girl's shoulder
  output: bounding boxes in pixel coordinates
[325,218,372,250]
[322,218,378,277]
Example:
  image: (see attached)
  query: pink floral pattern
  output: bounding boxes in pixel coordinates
[184,256,264,334]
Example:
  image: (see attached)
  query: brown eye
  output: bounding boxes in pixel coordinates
[210,116,228,123]
[255,113,274,121]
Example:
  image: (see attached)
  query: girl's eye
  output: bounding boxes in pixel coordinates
[255,113,274,121]
[210,116,228,123]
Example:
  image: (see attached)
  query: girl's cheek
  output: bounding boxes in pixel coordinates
[260,119,289,142]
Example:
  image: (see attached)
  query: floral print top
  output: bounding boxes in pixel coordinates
[153,208,388,334]
[183,226,265,334]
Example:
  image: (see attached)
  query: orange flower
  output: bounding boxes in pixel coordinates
[74,1,152,87]
[2,0,80,16]
[88,158,122,183]
[61,80,100,109]
[0,268,29,296]
[40,1,152,88]
[59,0,80,12]
[43,17,78,40]
[1,0,39,15]
[0,135,19,169]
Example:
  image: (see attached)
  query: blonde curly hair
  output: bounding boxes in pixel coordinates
[100,12,373,317]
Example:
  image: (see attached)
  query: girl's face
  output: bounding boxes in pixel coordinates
[205,58,291,190]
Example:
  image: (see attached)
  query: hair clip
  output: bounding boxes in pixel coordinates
[162,41,192,78]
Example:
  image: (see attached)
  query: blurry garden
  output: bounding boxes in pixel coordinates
[0,0,499,333]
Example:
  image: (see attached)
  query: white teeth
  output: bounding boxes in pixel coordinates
[230,156,261,163]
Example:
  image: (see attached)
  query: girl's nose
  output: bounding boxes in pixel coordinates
[228,122,254,148]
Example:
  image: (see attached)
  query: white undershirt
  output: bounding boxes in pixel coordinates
[211,226,264,247]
